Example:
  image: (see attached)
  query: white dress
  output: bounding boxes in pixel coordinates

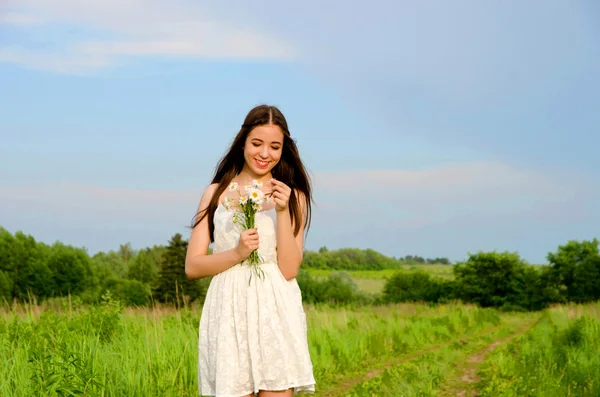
[198,203,316,397]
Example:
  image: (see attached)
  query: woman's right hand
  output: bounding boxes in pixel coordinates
[235,228,259,261]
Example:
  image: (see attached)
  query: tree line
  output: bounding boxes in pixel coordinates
[1,226,598,312]
[292,239,600,312]
[0,226,449,307]
[379,238,600,311]
[304,246,450,269]
[0,228,202,307]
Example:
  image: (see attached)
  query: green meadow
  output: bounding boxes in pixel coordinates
[1,298,598,396]
[306,265,454,294]
[2,228,599,396]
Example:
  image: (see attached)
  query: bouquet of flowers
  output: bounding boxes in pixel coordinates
[225,180,270,280]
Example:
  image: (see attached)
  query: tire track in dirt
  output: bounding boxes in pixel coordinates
[318,323,503,397]
[437,315,541,397]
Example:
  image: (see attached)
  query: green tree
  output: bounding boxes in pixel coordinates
[128,248,158,284]
[383,270,454,303]
[453,251,545,311]
[46,243,93,297]
[0,270,12,302]
[0,227,15,274]
[92,251,128,279]
[118,242,136,264]
[301,247,404,270]
[153,233,205,306]
[0,229,54,301]
[296,270,369,305]
[546,238,600,302]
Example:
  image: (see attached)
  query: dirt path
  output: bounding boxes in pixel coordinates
[318,323,503,397]
[437,316,540,397]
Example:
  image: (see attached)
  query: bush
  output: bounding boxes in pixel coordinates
[452,251,548,311]
[121,280,150,306]
[546,239,600,303]
[382,270,454,304]
[297,270,373,305]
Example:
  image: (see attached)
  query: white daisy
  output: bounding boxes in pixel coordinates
[247,188,264,204]
[251,179,262,189]
[228,182,238,192]
[240,195,248,205]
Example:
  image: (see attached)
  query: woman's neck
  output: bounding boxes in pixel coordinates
[234,168,272,187]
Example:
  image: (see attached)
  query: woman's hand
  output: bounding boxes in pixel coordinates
[235,228,259,261]
[269,178,292,212]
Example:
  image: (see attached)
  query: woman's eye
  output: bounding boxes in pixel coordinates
[252,143,260,147]
[272,146,281,150]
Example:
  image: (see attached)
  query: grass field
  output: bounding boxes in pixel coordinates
[306,265,454,294]
[1,296,598,396]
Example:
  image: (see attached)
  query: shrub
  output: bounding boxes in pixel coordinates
[382,270,454,304]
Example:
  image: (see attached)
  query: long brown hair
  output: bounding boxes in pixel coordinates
[191,104,313,242]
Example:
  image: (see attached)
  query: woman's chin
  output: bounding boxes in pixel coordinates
[245,166,271,178]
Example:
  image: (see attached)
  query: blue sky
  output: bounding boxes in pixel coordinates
[1,0,598,264]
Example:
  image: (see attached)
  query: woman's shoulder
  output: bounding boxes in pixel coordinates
[198,183,220,207]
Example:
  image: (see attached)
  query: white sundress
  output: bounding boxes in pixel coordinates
[197,203,316,397]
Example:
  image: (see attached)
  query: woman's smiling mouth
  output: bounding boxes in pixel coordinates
[255,159,270,168]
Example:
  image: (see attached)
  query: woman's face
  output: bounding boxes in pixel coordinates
[242,124,284,177]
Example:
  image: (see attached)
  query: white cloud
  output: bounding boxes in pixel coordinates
[0,159,597,264]
[312,161,581,223]
[1,160,595,259]
[0,182,200,224]
[0,46,113,74]
[307,161,597,263]
[1,0,295,73]
[0,161,587,227]
[1,12,43,25]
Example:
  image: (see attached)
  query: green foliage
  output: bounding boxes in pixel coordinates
[128,248,159,284]
[402,254,451,265]
[546,238,600,303]
[0,229,54,301]
[302,247,406,270]
[153,233,206,306]
[0,225,598,311]
[296,269,373,305]
[0,270,12,302]
[382,270,455,304]
[301,247,451,271]
[46,243,93,298]
[121,280,151,306]
[92,251,128,279]
[452,251,551,311]
[0,300,503,396]
[118,242,137,265]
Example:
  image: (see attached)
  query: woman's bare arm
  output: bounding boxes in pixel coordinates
[185,184,245,279]
[275,190,306,280]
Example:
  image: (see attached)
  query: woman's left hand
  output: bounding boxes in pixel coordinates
[269,178,292,212]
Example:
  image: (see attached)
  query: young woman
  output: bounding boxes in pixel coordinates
[185,104,316,397]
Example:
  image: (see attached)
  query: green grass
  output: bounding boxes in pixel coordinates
[2,297,598,397]
[306,265,455,295]
[335,314,535,397]
[476,303,600,397]
[1,296,502,397]
[343,325,516,397]
[306,266,454,280]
